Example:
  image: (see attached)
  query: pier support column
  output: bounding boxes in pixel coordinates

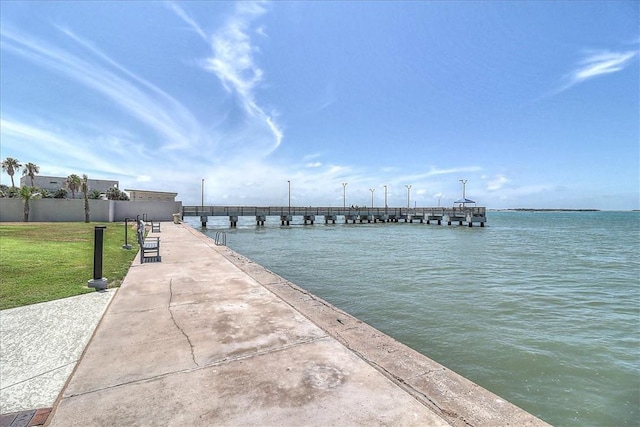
[280,214,291,226]
[324,215,337,224]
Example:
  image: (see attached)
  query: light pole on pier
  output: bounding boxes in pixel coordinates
[383,185,388,209]
[287,180,291,213]
[342,182,348,208]
[459,179,467,207]
[405,185,412,209]
[369,188,375,207]
[201,178,204,212]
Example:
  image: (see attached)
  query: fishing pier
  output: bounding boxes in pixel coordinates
[182,206,487,227]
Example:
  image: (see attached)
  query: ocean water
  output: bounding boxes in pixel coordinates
[187,211,640,426]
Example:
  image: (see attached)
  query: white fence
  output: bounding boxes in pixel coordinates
[0,199,182,222]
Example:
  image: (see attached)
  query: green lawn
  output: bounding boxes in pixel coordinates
[0,222,139,310]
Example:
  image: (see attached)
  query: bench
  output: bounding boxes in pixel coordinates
[137,221,161,263]
[151,220,161,233]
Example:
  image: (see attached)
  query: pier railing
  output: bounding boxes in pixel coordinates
[182,205,486,218]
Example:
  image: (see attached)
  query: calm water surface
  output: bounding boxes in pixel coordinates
[188,211,639,426]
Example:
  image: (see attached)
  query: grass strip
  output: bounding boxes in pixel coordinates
[0,222,139,310]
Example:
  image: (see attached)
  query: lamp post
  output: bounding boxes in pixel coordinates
[405,185,412,209]
[287,180,291,213]
[369,188,375,207]
[459,179,467,207]
[342,182,348,208]
[383,185,388,209]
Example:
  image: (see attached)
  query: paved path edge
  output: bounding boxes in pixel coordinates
[183,225,549,427]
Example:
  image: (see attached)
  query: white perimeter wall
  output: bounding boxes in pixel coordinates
[0,199,182,222]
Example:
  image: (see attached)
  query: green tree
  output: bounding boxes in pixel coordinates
[106,187,129,201]
[7,187,20,198]
[81,174,90,223]
[2,157,22,188]
[54,188,68,199]
[65,174,81,199]
[22,162,40,187]
[88,190,102,199]
[20,186,38,222]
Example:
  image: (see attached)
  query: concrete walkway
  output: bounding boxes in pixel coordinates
[42,222,548,426]
[0,290,115,414]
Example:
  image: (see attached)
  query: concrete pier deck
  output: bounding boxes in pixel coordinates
[45,222,548,426]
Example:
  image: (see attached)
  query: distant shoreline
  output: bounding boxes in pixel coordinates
[490,208,601,212]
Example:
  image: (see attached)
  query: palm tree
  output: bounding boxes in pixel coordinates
[22,162,40,187]
[81,174,90,223]
[20,186,35,222]
[65,174,81,199]
[2,157,22,188]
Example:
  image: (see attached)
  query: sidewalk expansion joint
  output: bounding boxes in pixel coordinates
[168,278,200,368]
[62,335,331,401]
[0,361,76,390]
[205,335,330,368]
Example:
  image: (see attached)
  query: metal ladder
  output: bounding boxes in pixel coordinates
[214,231,227,246]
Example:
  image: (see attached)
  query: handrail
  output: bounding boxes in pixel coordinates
[214,231,226,246]
[182,205,486,217]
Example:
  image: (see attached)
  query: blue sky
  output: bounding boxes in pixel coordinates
[1,1,638,209]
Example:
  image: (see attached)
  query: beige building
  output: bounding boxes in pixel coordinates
[125,189,178,202]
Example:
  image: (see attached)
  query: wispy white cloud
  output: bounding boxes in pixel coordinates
[556,49,638,93]
[198,1,283,154]
[1,115,222,194]
[426,166,482,177]
[0,26,202,151]
[166,2,208,42]
[573,51,637,81]
[393,165,482,183]
[168,1,283,156]
[0,118,138,176]
[486,174,509,191]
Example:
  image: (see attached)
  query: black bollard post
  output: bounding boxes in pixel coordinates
[88,225,108,290]
[123,218,132,250]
